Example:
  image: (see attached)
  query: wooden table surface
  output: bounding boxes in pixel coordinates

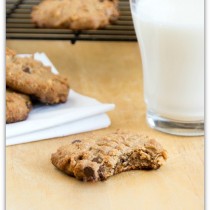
[6,40,204,210]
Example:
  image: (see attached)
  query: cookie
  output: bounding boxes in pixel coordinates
[51,131,167,182]
[31,0,119,30]
[6,89,32,124]
[6,55,69,104]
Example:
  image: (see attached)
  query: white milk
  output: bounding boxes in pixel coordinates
[131,0,204,121]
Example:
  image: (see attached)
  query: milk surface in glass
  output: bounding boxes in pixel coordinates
[131,0,204,122]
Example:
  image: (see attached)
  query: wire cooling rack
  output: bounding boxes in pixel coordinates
[6,0,137,43]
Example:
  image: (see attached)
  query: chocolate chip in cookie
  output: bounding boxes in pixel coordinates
[72,140,82,144]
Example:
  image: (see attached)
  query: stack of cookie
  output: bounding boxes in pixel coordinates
[6,48,70,124]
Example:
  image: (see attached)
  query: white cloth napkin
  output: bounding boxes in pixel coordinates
[6,53,115,146]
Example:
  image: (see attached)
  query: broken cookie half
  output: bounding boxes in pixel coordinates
[51,131,167,182]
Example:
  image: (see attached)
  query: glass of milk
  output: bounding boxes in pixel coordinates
[130,0,204,136]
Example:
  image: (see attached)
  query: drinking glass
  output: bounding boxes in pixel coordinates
[130,0,204,136]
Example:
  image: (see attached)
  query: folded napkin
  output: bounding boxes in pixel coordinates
[6,53,115,146]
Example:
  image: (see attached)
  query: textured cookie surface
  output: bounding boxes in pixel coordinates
[6,55,69,104]
[6,89,32,124]
[31,0,119,30]
[6,47,16,63]
[51,131,167,182]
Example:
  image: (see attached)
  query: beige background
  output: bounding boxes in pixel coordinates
[6,40,204,210]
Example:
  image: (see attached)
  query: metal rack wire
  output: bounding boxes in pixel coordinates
[6,0,137,42]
